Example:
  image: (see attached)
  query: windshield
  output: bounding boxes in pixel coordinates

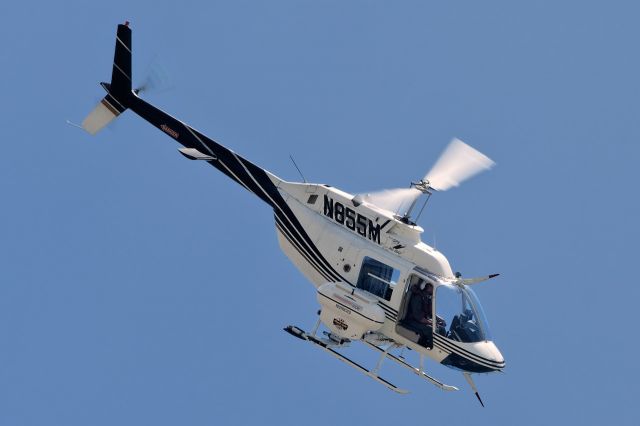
[435,284,492,343]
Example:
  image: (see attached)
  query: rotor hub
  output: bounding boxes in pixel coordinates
[411,179,433,194]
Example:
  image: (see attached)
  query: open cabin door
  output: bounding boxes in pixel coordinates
[395,274,435,348]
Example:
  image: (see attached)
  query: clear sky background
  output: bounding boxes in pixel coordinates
[1,1,638,425]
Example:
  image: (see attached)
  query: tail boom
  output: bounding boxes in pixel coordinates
[82,22,287,209]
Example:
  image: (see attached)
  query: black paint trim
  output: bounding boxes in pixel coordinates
[275,220,333,282]
[441,352,497,374]
[102,21,349,290]
[377,301,398,315]
[274,210,343,283]
[433,334,504,369]
[377,303,398,318]
[119,90,350,286]
[274,215,341,283]
[110,24,132,96]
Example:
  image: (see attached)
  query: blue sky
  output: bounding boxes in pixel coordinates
[1,1,639,424]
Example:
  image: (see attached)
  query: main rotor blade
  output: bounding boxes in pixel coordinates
[425,138,495,191]
[358,187,421,216]
[355,139,493,216]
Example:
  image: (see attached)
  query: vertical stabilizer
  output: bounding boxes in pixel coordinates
[110,22,132,96]
[81,22,133,135]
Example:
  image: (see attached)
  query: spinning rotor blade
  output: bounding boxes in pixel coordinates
[355,138,494,217]
[135,55,175,95]
[358,187,421,216]
[425,138,495,191]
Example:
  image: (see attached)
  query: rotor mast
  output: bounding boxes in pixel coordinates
[401,180,433,224]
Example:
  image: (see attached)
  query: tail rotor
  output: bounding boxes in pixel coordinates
[134,54,175,96]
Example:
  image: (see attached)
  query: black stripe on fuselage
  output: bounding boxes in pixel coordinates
[433,334,504,368]
[124,94,349,285]
[183,127,347,284]
[275,220,334,282]
[432,341,452,356]
[126,95,249,189]
[234,154,348,284]
[427,339,498,372]
[377,303,398,319]
[377,301,398,315]
[441,352,498,374]
[274,214,343,283]
[378,301,397,313]
[433,334,504,370]
[275,219,330,281]
[433,339,495,370]
[274,209,343,283]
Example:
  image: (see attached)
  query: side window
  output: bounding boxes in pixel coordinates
[356,256,400,301]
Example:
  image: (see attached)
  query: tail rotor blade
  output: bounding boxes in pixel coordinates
[134,55,175,95]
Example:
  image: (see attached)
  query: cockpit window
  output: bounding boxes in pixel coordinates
[435,284,491,343]
[464,286,492,341]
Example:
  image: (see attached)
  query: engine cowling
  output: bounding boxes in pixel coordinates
[316,282,385,340]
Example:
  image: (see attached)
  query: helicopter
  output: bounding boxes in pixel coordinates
[80,22,505,406]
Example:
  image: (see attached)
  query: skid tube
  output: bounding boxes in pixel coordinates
[284,325,408,394]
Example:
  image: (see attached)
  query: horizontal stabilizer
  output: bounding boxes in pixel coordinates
[178,147,216,161]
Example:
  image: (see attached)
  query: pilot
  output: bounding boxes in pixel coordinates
[407,280,434,349]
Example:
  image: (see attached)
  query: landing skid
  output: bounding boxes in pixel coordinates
[363,341,458,391]
[284,325,409,394]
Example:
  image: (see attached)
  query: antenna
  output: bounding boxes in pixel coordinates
[66,120,84,130]
[289,154,307,183]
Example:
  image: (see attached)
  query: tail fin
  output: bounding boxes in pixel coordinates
[110,22,132,96]
[82,22,132,135]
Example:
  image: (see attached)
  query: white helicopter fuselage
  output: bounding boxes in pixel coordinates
[274,179,453,285]
[272,178,504,373]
